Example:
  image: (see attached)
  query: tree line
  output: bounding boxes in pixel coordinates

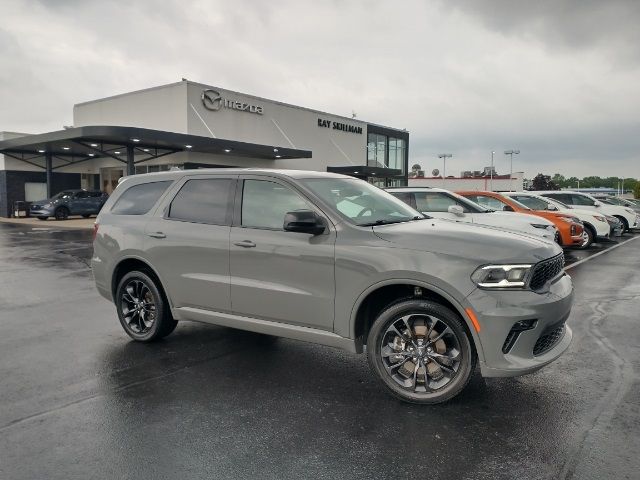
[528,174,640,198]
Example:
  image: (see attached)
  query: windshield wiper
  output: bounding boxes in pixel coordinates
[358,216,428,227]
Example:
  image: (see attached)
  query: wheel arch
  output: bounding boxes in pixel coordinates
[350,279,482,360]
[613,215,629,231]
[111,256,171,307]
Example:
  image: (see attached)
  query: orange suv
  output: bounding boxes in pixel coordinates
[456,191,584,247]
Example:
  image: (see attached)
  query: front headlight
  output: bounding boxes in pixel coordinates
[625,208,634,214]
[44,203,53,208]
[531,223,552,229]
[593,215,606,222]
[471,264,533,288]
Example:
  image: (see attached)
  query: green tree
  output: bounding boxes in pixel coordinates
[634,183,640,199]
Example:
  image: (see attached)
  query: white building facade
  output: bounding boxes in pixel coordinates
[0,80,409,217]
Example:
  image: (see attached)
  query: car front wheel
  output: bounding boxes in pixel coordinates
[115,271,177,342]
[367,299,476,404]
[54,207,69,220]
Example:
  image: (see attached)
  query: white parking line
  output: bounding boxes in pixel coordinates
[565,235,640,271]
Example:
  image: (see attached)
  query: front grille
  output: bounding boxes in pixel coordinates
[529,254,564,290]
[533,325,565,356]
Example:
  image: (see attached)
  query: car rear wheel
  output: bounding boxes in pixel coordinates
[54,207,69,220]
[367,299,475,404]
[115,271,177,342]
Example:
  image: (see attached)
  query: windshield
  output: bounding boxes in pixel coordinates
[51,191,75,200]
[301,178,425,226]
[542,197,571,209]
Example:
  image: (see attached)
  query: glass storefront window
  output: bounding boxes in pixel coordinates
[367,133,386,168]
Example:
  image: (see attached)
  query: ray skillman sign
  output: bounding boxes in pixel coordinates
[317,118,363,134]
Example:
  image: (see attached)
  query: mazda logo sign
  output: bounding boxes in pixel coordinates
[201,89,222,111]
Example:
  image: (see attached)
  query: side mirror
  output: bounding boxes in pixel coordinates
[283,210,326,235]
[447,205,465,216]
[547,204,558,211]
[503,205,515,212]
[594,201,602,207]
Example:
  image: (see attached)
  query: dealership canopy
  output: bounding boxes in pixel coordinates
[0,125,312,196]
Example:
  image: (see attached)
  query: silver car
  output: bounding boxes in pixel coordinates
[92,169,573,404]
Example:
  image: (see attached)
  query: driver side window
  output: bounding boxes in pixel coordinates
[470,195,505,211]
[241,180,310,230]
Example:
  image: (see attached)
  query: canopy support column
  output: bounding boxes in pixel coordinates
[45,151,53,198]
[126,146,135,176]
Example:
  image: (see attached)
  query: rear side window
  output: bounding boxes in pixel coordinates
[111,181,172,215]
[168,178,233,225]
[571,194,595,206]
[545,193,571,204]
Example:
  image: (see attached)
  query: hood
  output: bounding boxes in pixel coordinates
[372,218,561,264]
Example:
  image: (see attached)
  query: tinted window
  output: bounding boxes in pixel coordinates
[571,194,596,206]
[111,181,172,215]
[169,178,232,225]
[389,191,416,209]
[544,193,571,204]
[75,191,90,199]
[463,194,506,211]
[414,192,468,212]
[242,180,309,229]
[89,191,104,198]
[510,195,548,210]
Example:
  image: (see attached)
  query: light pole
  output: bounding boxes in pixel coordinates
[438,153,452,186]
[504,149,520,191]
[490,151,495,191]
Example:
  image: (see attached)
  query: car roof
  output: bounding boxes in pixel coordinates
[385,187,451,192]
[118,168,352,182]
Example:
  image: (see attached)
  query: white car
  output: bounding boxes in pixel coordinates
[535,191,639,232]
[386,187,558,241]
[503,191,610,248]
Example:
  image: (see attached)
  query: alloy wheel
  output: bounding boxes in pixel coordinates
[120,279,157,334]
[380,313,462,393]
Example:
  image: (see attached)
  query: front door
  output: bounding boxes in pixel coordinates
[229,177,336,331]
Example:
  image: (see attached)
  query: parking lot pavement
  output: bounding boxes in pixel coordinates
[0,222,638,480]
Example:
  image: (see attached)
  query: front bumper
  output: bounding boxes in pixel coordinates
[29,207,55,217]
[466,273,573,377]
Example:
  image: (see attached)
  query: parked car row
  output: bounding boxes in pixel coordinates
[387,187,638,250]
[30,189,108,220]
[93,169,575,405]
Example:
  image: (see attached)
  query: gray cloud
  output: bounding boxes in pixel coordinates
[0,0,639,178]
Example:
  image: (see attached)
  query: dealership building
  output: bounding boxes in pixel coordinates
[0,80,409,217]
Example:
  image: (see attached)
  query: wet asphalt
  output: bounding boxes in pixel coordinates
[0,223,638,480]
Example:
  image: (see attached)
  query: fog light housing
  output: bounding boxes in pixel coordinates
[502,319,538,353]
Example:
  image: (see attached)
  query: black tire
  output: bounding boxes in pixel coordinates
[37,216,48,221]
[115,270,177,342]
[614,216,629,232]
[367,299,476,404]
[81,214,92,218]
[578,225,595,249]
[54,207,69,220]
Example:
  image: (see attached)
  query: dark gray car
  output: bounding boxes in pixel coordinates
[30,189,108,220]
[92,169,574,404]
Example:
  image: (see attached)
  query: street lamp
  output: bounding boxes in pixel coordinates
[490,151,495,191]
[438,153,452,185]
[504,149,520,191]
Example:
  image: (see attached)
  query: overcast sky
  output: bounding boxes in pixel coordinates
[1,0,639,178]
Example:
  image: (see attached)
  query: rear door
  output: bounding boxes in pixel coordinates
[144,174,236,312]
[229,176,336,331]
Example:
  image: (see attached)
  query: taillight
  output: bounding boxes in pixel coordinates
[93,223,99,242]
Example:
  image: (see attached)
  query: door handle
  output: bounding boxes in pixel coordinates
[147,232,166,239]
[234,240,256,248]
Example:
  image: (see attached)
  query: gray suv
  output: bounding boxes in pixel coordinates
[92,169,573,404]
